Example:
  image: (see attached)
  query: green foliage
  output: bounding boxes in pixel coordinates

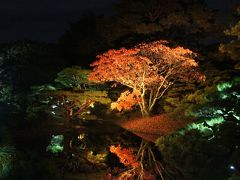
[46,135,64,154]
[191,78,240,121]
[0,41,65,111]
[0,84,31,111]
[27,88,111,121]
[31,84,57,93]
[0,146,16,178]
[0,85,20,109]
[156,78,240,179]
[185,117,224,136]
[217,82,233,92]
[51,90,111,105]
[156,120,240,180]
[162,83,213,115]
[25,85,57,120]
[0,85,13,103]
[0,41,64,88]
[163,77,240,122]
[55,66,93,90]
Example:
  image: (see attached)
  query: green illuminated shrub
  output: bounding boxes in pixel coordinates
[191,78,240,121]
[55,66,92,90]
[46,135,64,154]
[156,78,240,179]
[156,119,240,179]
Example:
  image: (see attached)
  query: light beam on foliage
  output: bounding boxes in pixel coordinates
[46,135,64,154]
[89,40,204,116]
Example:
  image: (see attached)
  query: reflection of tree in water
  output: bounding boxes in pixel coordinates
[46,122,127,178]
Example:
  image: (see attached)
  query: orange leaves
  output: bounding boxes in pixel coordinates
[109,145,140,168]
[108,145,157,180]
[88,47,144,87]
[88,40,204,88]
[88,40,205,114]
[111,90,142,111]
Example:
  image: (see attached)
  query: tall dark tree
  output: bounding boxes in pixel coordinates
[109,0,219,45]
[59,0,219,68]
[219,8,240,70]
[59,15,108,67]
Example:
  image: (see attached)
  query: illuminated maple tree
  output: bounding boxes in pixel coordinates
[89,40,205,116]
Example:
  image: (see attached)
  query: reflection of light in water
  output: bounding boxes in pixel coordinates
[51,111,55,115]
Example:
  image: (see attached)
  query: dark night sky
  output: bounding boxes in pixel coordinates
[0,0,117,43]
[0,0,238,43]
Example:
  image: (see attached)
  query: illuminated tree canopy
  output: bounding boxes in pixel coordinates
[89,40,205,116]
[55,66,92,90]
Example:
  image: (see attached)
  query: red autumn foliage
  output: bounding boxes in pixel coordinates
[89,40,205,115]
[109,145,140,168]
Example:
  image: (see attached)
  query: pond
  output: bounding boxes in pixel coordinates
[0,110,140,179]
[1,103,240,180]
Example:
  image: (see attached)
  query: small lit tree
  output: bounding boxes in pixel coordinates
[89,40,204,116]
[55,66,93,90]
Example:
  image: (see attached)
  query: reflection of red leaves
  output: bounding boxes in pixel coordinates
[111,90,142,111]
[107,145,157,180]
[109,145,140,168]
